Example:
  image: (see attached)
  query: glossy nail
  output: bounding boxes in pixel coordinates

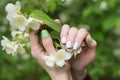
[66,41,72,48]
[88,36,93,42]
[42,30,49,38]
[61,37,66,44]
[73,42,79,50]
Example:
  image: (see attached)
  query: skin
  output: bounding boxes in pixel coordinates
[60,24,97,80]
[30,30,72,80]
[30,20,97,80]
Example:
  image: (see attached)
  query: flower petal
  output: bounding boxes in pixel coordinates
[5,3,16,13]
[56,60,65,67]
[64,52,72,60]
[10,15,27,31]
[43,55,56,67]
[15,1,21,10]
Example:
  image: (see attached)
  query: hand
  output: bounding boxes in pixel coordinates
[30,29,72,80]
[60,24,97,80]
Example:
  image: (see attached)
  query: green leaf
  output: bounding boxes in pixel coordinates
[30,10,61,32]
[50,31,59,39]
[48,0,57,13]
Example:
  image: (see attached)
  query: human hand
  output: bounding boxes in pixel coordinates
[30,29,72,80]
[60,24,97,80]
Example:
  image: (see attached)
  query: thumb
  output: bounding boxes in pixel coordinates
[41,30,56,55]
[85,35,97,51]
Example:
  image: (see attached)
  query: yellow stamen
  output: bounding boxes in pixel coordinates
[56,53,64,59]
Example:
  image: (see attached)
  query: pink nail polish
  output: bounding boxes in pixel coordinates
[66,41,72,48]
[61,37,66,43]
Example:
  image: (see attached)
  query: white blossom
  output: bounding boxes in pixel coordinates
[1,36,25,56]
[100,1,108,11]
[11,30,23,38]
[27,17,42,30]
[73,47,82,57]
[23,32,29,39]
[5,1,21,21]
[55,49,72,67]
[10,15,27,31]
[11,31,29,40]
[43,55,56,67]
[16,43,25,54]
[43,49,72,67]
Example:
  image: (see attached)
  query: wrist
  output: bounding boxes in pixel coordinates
[71,69,87,80]
[50,70,73,80]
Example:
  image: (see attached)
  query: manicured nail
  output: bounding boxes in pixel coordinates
[73,42,79,50]
[66,41,72,48]
[61,37,66,43]
[42,30,49,38]
[88,36,93,42]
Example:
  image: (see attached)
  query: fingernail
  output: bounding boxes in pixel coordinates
[88,36,93,42]
[73,42,79,50]
[42,30,48,38]
[61,37,66,43]
[66,41,72,48]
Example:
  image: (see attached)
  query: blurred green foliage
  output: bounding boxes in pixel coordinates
[0,0,120,80]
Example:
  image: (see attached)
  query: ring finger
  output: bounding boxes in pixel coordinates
[66,27,78,49]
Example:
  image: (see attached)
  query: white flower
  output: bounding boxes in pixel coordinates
[1,36,18,55]
[11,30,23,38]
[5,1,27,31]
[11,31,29,40]
[5,1,21,21]
[1,36,25,56]
[24,32,29,39]
[16,43,25,54]
[43,49,72,67]
[55,49,72,67]
[27,17,42,30]
[10,15,27,31]
[43,55,56,67]
[73,47,82,57]
[100,1,108,10]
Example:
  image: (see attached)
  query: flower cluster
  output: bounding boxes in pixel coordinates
[43,47,82,67]
[43,49,72,67]
[1,36,25,56]
[1,1,83,67]
[1,1,42,56]
[5,1,42,31]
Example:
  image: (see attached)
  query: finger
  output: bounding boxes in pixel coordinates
[41,30,56,55]
[30,30,44,58]
[74,28,88,50]
[60,24,70,44]
[66,27,78,49]
[85,35,97,50]
[55,19,61,26]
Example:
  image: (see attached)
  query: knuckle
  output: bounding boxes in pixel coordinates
[70,27,78,31]
[62,24,70,29]
[55,19,61,25]
[44,39,53,47]
[79,28,87,33]
[94,40,97,47]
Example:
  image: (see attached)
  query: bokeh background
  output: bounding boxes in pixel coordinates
[0,0,120,80]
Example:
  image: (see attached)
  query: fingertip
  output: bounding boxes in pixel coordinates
[30,30,39,35]
[41,30,56,54]
[60,24,70,44]
[55,19,61,26]
[86,35,97,48]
